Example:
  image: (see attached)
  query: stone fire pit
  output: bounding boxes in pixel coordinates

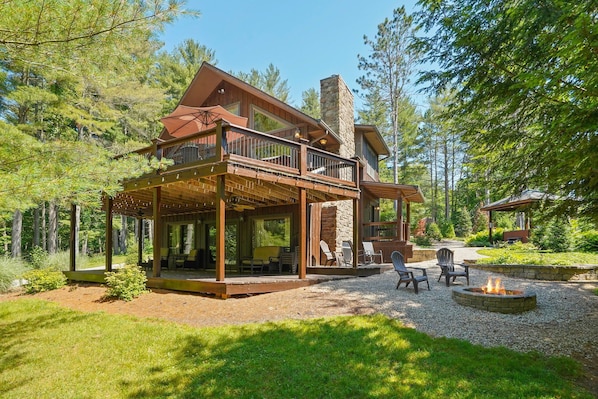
[452,280,537,314]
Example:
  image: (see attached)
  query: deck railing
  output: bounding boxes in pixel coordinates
[362,221,410,242]
[135,121,357,186]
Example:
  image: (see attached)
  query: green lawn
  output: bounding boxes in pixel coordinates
[0,299,592,398]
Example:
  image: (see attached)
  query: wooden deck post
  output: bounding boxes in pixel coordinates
[488,210,494,245]
[152,187,162,277]
[69,203,76,271]
[406,202,411,240]
[216,175,226,281]
[397,197,404,241]
[105,196,113,272]
[353,198,359,269]
[137,217,143,267]
[298,187,307,279]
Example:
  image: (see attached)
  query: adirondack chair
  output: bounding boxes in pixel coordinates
[319,240,337,266]
[340,240,363,266]
[362,241,383,264]
[436,247,470,287]
[391,251,430,294]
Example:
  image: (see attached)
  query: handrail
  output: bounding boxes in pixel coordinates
[137,122,357,185]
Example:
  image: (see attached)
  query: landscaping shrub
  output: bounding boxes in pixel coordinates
[441,222,456,239]
[574,230,598,253]
[464,228,504,247]
[104,264,148,301]
[0,256,29,293]
[412,234,432,247]
[22,268,67,294]
[27,246,48,269]
[425,222,442,241]
[452,207,472,237]
[534,217,573,252]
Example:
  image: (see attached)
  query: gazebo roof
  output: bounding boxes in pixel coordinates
[480,189,559,212]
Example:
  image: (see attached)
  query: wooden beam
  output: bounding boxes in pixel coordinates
[69,203,76,272]
[215,175,226,281]
[137,217,143,267]
[298,187,307,279]
[397,197,404,241]
[152,187,162,277]
[105,196,113,272]
[353,198,359,269]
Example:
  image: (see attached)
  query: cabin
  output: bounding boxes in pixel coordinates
[66,62,424,297]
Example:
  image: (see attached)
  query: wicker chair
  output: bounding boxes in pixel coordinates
[391,251,430,294]
[436,247,470,286]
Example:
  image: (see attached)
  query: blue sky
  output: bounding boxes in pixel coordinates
[159,0,427,112]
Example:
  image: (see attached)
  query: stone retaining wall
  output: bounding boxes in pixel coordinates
[466,262,598,281]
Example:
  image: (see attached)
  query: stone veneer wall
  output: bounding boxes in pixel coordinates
[320,75,355,248]
[467,263,598,281]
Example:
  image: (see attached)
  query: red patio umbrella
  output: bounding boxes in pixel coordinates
[159,105,248,140]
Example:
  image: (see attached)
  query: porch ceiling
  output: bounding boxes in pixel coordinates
[111,162,359,217]
[360,181,425,203]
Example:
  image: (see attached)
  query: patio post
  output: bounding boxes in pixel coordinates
[397,197,404,241]
[353,198,359,269]
[137,217,143,267]
[105,196,113,272]
[298,187,307,279]
[152,187,161,277]
[215,175,226,281]
[488,210,494,245]
[69,203,76,271]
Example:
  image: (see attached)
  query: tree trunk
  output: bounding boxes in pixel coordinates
[11,210,22,258]
[119,214,127,254]
[41,202,47,251]
[33,207,40,247]
[444,140,449,220]
[48,202,58,254]
[112,225,120,255]
[74,205,80,256]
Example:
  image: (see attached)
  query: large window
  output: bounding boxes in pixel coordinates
[167,223,195,254]
[207,223,238,265]
[253,216,291,248]
[363,140,379,174]
[251,105,292,134]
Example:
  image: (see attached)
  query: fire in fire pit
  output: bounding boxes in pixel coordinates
[452,277,537,313]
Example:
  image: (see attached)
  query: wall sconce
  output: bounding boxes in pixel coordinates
[294,128,301,139]
[239,215,244,222]
[217,88,225,94]
[198,218,203,224]
[374,206,380,211]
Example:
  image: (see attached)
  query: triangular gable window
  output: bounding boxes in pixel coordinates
[223,102,240,116]
[251,105,292,133]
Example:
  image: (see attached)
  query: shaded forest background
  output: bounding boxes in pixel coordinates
[1,0,596,260]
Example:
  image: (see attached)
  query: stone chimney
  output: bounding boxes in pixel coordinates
[320,75,355,158]
[319,75,355,252]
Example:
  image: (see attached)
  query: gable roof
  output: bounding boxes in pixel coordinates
[480,189,560,212]
[177,62,343,145]
[355,124,390,156]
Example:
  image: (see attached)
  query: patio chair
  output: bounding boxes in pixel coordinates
[241,246,281,274]
[362,241,383,264]
[319,240,337,266]
[182,249,201,269]
[391,251,430,294]
[339,240,363,267]
[436,247,470,287]
[160,248,170,269]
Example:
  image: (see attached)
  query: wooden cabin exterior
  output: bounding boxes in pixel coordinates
[67,62,424,296]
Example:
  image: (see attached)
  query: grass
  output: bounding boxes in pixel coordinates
[0,299,592,398]
[476,246,598,266]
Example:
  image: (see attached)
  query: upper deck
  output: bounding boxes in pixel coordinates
[112,121,359,217]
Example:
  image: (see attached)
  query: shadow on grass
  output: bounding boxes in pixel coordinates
[126,315,589,399]
[0,299,591,399]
